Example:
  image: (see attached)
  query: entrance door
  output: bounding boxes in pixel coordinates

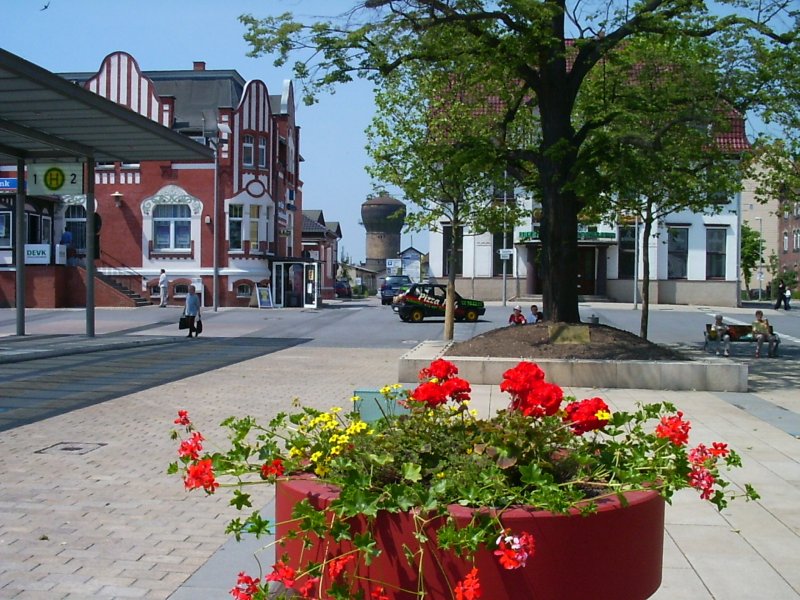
[576,247,596,295]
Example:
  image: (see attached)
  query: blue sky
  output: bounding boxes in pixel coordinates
[2,0,417,263]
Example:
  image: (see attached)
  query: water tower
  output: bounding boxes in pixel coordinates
[361,194,406,273]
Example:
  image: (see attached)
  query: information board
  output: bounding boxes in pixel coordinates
[255,284,274,309]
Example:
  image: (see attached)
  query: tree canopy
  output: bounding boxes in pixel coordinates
[241,1,799,322]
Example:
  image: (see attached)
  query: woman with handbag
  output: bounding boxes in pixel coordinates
[183,285,201,338]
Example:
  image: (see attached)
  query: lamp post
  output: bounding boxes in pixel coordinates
[211,122,232,312]
[633,215,640,310]
[756,216,763,300]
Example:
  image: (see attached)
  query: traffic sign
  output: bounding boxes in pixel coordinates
[27,163,83,195]
[499,248,514,259]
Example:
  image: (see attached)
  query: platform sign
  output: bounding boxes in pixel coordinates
[27,164,83,195]
[25,244,51,264]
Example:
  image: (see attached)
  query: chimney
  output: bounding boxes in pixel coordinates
[193,61,206,71]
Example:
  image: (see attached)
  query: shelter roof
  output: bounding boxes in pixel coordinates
[0,49,213,164]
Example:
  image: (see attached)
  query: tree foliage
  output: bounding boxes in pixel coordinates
[740,221,763,293]
[240,1,799,323]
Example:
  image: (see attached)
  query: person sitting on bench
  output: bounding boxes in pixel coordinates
[711,314,731,357]
[752,310,777,358]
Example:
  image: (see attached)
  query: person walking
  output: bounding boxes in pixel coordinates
[184,285,201,338]
[158,269,168,307]
[774,279,791,310]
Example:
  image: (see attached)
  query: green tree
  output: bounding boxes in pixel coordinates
[241,1,798,323]
[579,36,745,338]
[367,66,525,339]
[740,221,763,296]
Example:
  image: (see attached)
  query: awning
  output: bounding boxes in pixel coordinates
[0,48,213,163]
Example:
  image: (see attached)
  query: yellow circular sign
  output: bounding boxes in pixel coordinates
[43,167,66,191]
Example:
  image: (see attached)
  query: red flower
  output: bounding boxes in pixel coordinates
[327,553,355,579]
[230,571,260,600]
[178,431,205,460]
[260,458,285,479]
[454,567,482,599]
[655,411,691,446]
[371,587,390,600]
[563,397,611,434]
[493,530,535,569]
[184,459,219,493]
[409,381,449,407]
[265,560,297,589]
[419,358,459,381]
[294,577,319,599]
[709,442,730,457]
[688,465,716,500]
[442,376,472,403]
[501,363,564,416]
[174,410,191,426]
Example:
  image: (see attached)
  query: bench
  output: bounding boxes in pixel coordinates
[704,323,780,356]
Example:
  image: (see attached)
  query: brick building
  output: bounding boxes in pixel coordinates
[0,51,337,308]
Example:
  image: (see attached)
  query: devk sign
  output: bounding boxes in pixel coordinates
[25,244,51,265]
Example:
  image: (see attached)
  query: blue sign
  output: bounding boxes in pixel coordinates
[0,178,17,191]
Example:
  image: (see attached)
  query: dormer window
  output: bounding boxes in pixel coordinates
[243,135,254,167]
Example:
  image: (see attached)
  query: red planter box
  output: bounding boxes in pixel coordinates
[275,476,664,600]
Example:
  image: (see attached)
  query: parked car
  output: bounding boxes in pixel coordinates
[380,275,413,305]
[334,280,352,298]
[392,283,485,322]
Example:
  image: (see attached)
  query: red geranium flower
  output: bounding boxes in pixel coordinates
[174,409,191,426]
[184,458,218,493]
[178,431,205,460]
[409,381,449,407]
[494,529,535,569]
[260,458,285,479]
[371,586,390,600]
[455,567,482,599]
[442,376,472,403]
[294,576,319,599]
[230,571,260,600]
[327,553,355,579]
[419,358,459,381]
[563,397,611,434]
[265,560,297,589]
[655,411,691,446]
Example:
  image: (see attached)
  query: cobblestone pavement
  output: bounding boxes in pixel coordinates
[0,305,798,599]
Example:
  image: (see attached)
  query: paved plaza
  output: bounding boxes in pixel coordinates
[0,305,798,599]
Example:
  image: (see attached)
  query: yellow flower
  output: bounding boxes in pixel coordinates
[289,447,303,458]
[436,472,445,479]
[596,409,612,421]
[310,451,323,463]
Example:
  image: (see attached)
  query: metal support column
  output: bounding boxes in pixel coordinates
[85,159,96,337]
[15,158,25,336]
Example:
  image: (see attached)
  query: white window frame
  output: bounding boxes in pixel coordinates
[65,204,87,251]
[258,137,267,168]
[243,135,254,167]
[229,204,244,251]
[153,204,192,252]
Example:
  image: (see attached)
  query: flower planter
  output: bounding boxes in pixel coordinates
[275,476,665,600]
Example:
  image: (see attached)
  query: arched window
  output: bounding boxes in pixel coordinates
[65,205,87,251]
[153,204,191,251]
[783,231,789,252]
[237,283,252,298]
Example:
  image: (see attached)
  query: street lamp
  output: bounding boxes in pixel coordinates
[211,122,232,312]
[756,216,763,300]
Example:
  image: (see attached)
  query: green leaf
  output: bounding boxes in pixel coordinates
[402,462,422,482]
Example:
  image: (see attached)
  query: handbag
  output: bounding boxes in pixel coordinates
[195,316,203,334]
[178,315,192,330]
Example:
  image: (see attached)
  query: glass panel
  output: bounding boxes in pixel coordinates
[154,223,171,249]
[0,212,10,247]
[175,221,191,249]
[667,228,688,279]
[249,205,260,245]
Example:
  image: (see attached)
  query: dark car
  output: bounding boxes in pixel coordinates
[334,280,352,298]
[392,283,485,323]
[380,275,413,305]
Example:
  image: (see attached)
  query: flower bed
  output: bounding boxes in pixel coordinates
[170,359,759,600]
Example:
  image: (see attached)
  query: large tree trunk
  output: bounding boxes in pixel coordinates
[539,186,580,323]
[443,212,460,341]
